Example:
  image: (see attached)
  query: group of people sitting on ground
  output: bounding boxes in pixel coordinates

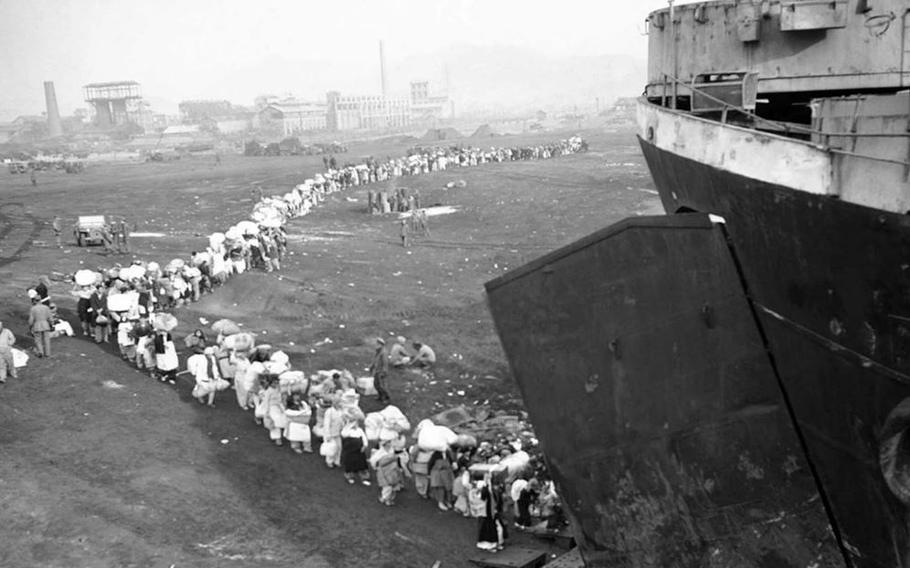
[388,335,436,368]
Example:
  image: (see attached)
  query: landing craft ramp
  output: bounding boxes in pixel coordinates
[485,214,843,567]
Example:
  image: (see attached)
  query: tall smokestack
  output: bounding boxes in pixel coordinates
[44,81,63,138]
[379,40,388,98]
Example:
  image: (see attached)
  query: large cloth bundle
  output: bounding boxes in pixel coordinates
[235,220,259,236]
[107,291,138,312]
[263,360,289,375]
[364,412,385,441]
[211,319,241,336]
[378,405,410,432]
[222,332,254,351]
[152,313,178,332]
[278,370,309,393]
[224,226,243,242]
[499,450,530,478]
[340,388,360,409]
[209,232,225,249]
[417,423,457,452]
[12,347,28,368]
[74,269,98,287]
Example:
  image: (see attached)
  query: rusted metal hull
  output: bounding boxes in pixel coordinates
[485,215,843,567]
[639,138,910,567]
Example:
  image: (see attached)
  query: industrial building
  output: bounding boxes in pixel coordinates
[83,81,143,127]
[409,81,453,122]
[326,91,411,131]
[258,101,328,136]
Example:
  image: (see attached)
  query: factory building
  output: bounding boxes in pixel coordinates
[326,91,411,131]
[258,101,328,136]
[409,81,453,122]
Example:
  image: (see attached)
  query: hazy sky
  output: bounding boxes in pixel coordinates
[0,0,683,119]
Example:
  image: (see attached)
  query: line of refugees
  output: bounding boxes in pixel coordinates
[326,135,589,191]
[177,323,567,552]
[34,136,576,549]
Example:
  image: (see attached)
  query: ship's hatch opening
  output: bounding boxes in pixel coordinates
[879,398,910,506]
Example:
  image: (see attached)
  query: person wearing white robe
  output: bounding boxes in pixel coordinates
[232,352,255,410]
[321,397,345,468]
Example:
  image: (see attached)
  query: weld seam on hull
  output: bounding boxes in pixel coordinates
[757,304,910,387]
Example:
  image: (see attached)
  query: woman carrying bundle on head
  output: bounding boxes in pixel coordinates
[284,392,313,454]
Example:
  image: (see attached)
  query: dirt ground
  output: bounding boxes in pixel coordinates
[0,127,658,568]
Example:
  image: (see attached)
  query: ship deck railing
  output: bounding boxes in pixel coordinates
[651,72,910,173]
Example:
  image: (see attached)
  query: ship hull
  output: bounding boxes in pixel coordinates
[639,136,910,567]
[486,215,844,567]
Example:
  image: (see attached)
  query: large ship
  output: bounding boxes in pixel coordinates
[486,1,910,567]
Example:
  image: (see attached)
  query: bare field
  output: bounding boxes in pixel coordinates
[0,127,657,568]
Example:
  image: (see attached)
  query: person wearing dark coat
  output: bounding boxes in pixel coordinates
[340,422,371,486]
[477,477,507,551]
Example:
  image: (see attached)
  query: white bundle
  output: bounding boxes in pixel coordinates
[12,347,28,368]
[107,291,138,312]
[378,405,410,432]
[74,269,97,286]
[498,450,531,479]
[278,370,308,393]
[364,412,385,441]
[263,360,289,375]
[417,424,458,452]
[222,332,255,352]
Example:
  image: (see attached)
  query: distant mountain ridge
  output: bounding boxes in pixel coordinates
[389,43,646,115]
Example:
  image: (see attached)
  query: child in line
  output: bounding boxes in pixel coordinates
[370,437,408,505]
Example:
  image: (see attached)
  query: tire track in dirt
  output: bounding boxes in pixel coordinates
[0,203,42,268]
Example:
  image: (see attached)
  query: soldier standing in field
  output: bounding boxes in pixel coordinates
[118,219,131,254]
[51,216,62,247]
[399,219,410,248]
